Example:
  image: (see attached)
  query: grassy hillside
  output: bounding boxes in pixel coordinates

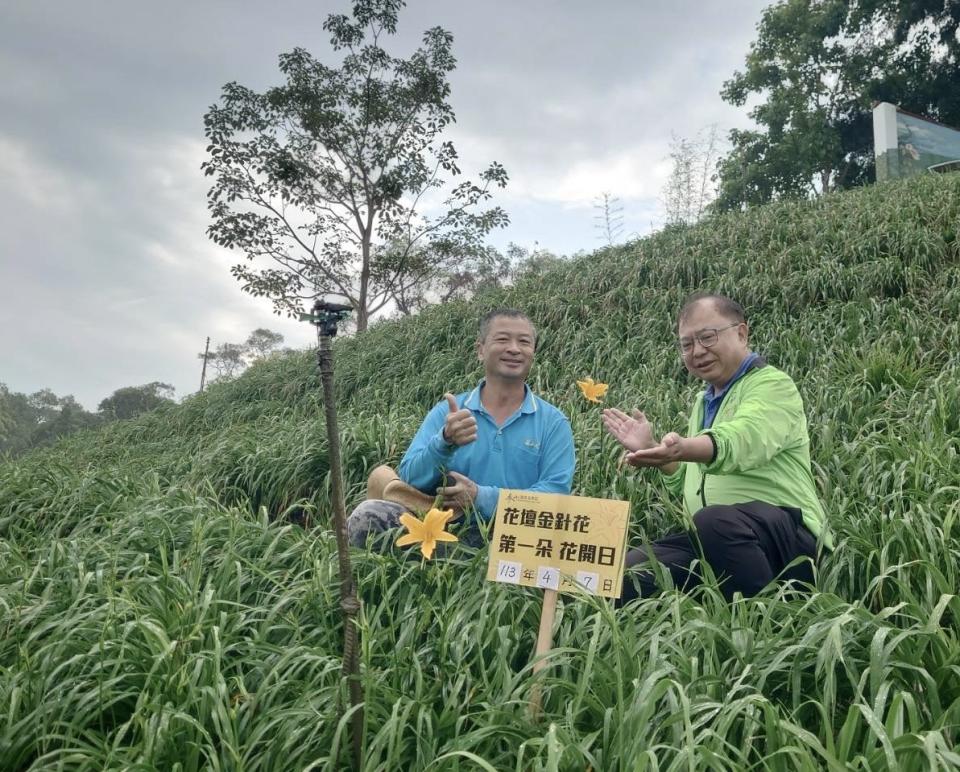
[2,174,960,770]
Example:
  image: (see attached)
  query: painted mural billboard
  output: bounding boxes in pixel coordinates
[874,102,960,181]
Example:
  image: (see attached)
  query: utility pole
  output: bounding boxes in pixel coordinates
[199,336,211,392]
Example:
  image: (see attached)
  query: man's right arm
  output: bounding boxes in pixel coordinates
[398,400,457,492]
[660,462,685,495]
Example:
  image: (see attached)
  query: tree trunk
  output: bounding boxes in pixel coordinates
[820,167,833,195]
[357,226,372,333]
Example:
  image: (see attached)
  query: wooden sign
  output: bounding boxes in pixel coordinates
[485,490,630,599]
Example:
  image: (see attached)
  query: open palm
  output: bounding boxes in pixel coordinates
[602,408,656,452]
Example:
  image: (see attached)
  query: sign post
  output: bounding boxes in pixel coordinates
[485,490,630,717]
[301,299,363,770]
[529,588,558,717]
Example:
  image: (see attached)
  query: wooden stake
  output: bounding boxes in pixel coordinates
[199,336,210,392]
[529,588,558,718]
[317,328,364,771]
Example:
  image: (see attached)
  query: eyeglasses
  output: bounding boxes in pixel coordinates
[678,322,741,355]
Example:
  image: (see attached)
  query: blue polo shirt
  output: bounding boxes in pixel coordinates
[398,382,576,519]
[701,352,760,430]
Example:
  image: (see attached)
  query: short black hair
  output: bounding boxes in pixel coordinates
[478,308,537,343]
[677,293,746,326]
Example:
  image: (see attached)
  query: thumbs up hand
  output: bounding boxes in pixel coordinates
[442,392,478,446]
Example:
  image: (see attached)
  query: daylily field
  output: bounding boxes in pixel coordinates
[2,174,960,770]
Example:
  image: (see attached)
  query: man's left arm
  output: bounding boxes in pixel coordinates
[473,417,576,519]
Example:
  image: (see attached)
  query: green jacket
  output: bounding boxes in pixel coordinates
[662,363,833,550]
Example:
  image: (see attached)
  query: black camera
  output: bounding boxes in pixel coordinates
[313,299,353,314]
[304,297,352,337]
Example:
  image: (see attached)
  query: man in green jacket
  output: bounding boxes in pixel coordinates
[603,293,831,602]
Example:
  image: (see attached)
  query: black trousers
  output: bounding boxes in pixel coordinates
[620,501,818,604]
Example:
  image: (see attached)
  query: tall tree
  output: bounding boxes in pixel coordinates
[857,0,960,120]
[661,127,722,225]
[205,343,247,381]
[98,382,175,421]
[387,242,511,314]
[203,0,509,332]
[30,399,102,448]
[197,329,287,385]
[509,242,568,280]
[244,328,285,359]
[0,384,101,457]
[0,384,36,456]
[714,0,960,211]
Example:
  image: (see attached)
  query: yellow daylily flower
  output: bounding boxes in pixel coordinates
[576,377,609,404]
[395,507,458,559]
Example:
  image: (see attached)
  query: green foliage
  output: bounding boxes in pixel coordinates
[202,0,508,331]
[200,329,286,384]
[0,384,102,457]
[244,328,284,359]
[388,242,513,315]
[715,0,960,211]
[662,127,722,226]
[3,173,960,768]
[98,381,175,421]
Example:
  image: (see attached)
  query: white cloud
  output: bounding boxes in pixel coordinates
[0,134,97,214]
[536,146,674,205]
[0,0,771,406]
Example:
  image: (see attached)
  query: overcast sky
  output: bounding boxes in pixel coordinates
[0,0,769,409]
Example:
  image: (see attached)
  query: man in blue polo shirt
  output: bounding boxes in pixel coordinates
[347,308,576,550]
